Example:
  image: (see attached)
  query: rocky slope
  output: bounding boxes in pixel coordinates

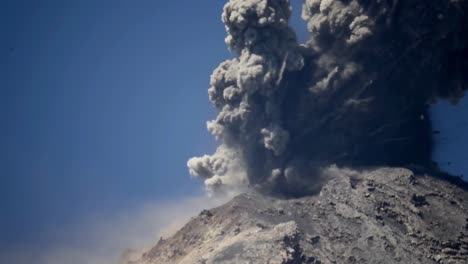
[131,167,468,264]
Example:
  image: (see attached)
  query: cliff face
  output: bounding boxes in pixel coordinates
[132,168,468,264]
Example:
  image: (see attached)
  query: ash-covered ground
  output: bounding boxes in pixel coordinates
[131,168,468,264]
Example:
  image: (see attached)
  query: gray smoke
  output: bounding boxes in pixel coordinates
[188,0,468,197]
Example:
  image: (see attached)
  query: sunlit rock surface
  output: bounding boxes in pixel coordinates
[131,168,468,264]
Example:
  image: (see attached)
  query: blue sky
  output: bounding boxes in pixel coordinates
[0,0,466,262]
[1,0,228,252]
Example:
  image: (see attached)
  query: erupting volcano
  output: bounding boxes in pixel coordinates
[127,1,468,263]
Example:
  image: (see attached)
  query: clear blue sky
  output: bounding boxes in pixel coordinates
[0,0,231,251]
[0,0,466,261]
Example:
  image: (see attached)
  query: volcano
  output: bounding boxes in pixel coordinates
[130,168,468,264]
[127,0,468,262]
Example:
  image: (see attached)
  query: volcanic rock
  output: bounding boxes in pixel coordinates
[131,168,468,264]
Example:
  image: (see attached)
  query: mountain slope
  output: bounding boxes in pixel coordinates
[132,167,468,264]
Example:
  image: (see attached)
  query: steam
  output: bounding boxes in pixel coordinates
[188,0,468,197]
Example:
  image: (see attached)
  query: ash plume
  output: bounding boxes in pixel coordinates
[188,0,468,197]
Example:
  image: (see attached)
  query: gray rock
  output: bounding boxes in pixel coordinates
[133,168,468,264]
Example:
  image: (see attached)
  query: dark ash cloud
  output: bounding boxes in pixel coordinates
[188,0,468,197]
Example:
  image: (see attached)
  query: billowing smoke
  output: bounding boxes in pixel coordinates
[188,0,468,197]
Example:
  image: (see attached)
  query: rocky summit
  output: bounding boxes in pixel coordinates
[131,168,468,264]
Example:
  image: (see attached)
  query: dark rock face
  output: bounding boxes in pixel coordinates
[133,168,468,264]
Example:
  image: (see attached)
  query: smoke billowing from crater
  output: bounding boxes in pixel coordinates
[188,0,468,197]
